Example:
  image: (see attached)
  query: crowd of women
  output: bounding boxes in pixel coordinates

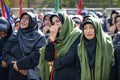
[0,9,120,80]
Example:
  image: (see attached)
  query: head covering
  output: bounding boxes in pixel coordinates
[43,13,53,21]
[9,12,45,54]
[0,17,10,32]
[20,12,37,30]
[78,17,114,80]
[83,19,94,27]
[39,13,82,80]
[50,13,64,25]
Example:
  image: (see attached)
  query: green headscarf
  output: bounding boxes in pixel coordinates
[78,17,114,80]
[39,13,82,80]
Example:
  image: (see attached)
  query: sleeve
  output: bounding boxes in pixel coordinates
[53,37,80,70]
[45,39,55,61]
[17,36,46,69]
[2,40,16,68]
[110,46,120,80]
[112,34,120,48]
[115,46,120,80]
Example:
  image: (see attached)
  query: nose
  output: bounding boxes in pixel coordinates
[86,28,91,33]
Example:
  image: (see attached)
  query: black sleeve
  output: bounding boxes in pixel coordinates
[45,39,55,61]
[110,46,120,80]
[115,46,120,80]
[53,36,80,70]
[112,34,120,48]
[2,41,16,68]
[17,36,46,69]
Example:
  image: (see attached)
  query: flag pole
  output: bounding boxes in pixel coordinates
[77,0,82,15]
[20,0,23,17]
[1,0,7,18]
[54,0,59,12]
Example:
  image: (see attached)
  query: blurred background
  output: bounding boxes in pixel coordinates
[0,0,120,18]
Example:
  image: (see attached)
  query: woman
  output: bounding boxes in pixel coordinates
[42,13,53,39]
[111,14,120,80]
[106,10,119,37]
[0,17,13,80]
[112,14,120,48]
[14,18,20,31]
[39,13,82,80]
[78,17,114,80]
[111,42,120,80]
[2,12,46,80]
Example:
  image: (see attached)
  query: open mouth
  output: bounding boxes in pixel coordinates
[58,28,61,32]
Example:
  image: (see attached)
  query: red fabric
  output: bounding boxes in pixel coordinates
[49,40,56,80]
[1,0,7,18]
[20,0,22,17]
[77,0,82,15]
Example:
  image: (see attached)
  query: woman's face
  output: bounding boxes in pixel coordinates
[15,22,20,30]
[116,17,120,31]
[112,13,117,25]
[84,24,95,40]
[44,16,51,26]
[20,14,29,29]
[52,16,62,32]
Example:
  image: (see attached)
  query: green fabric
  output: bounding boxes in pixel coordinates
[39,13,82,80]
[78,17,115,80]
[39,46,49,80]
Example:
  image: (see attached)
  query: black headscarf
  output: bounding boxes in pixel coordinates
[0,17,12,38]
[50,13,64,25]
[0,17,13,60]
[9,12,44,54]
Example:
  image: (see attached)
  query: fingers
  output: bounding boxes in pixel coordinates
[43,26,50,34]
[19,70,28,75]
[48,61,53,66]
[49,25,59,41]
[2,60,8,68]
[11,61,19,71]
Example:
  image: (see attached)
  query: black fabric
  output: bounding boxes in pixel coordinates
[45,36,80,80]
[84,37,97,69]
[0,67,9,80]
[17,25,42,54]
[0,17,10,32]
[110,44,120,80]
[50,13,64,25]
[0,17,13,80]
[10,12,43,54]
[113,33,120,48]
[45,39,55,61]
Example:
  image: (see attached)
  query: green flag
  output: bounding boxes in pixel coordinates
[54,0,60,12]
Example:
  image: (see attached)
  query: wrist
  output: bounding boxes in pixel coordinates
[49,36,55,41]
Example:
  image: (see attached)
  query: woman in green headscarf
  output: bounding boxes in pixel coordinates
[39,13,82,80]
[78,17,115,80]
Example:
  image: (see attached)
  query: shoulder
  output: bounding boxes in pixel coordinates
[72,35,81,46]
[35,29,45,38]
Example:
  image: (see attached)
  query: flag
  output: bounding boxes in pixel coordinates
[20,0,23,16]
[77,0,82,15]
[1,0,14,28]
[1,0,7,18]
[4,2,13,22]
[54,0,60,12]
[5,0,10,6]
